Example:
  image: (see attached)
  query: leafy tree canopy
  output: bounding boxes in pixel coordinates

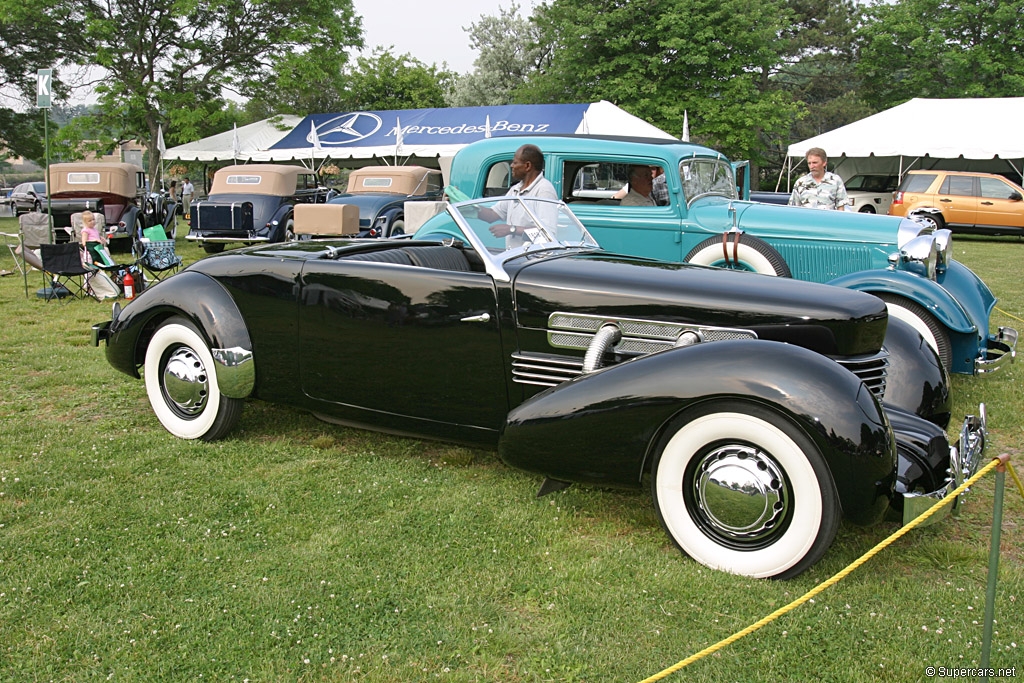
[522,0,799,164]
[343,48,456,111]
[448,3,552,107]
[0,0,363,178]
[856,0,1024,110]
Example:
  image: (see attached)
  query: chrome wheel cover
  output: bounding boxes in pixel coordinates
[690,444,790,545]
[162,346,209,417]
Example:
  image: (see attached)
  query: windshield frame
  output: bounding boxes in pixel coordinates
[443,197,600,282]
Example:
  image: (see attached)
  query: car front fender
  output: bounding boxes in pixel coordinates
[100,271,255,399]
[827,268,975,334]
[499,339,896,525]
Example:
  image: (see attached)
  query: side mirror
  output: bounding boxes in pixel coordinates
[1009,191,1022,202]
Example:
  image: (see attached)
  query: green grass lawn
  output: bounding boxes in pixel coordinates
[0,218,1021,682]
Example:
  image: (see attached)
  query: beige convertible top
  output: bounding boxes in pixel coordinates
[210,164,311,196]
[346,166,442,195]
[49,162,142,197]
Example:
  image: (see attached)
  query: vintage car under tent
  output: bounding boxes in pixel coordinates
[780,97,1024,188]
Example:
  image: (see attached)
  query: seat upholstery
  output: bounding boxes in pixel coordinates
[341,249,414,265]
[401,246,470,271]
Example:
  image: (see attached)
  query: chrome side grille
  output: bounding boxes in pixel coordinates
[774,243,876,283]
[547,312,756,354]
[836,350,889,398]
[512,353,584,387]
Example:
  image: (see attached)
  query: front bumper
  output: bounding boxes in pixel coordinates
[901,404,987,525]
[185,233,270,244]
[976,326,1017,374]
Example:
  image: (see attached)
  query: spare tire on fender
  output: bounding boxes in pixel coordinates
[685,233,792,277]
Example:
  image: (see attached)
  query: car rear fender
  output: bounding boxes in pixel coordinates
[827,269,975,334]
[499,339,896,525]
[103,271,254,399]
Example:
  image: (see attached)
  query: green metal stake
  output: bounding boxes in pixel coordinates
[979,463,1006,682]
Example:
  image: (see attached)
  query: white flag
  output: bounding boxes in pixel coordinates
[309,120,322,151]
[156,124,167,155]
[395,116,404,156]
[232,123,241,159]
[681,110,690,142]
[581,111,590,135]
[484,115,491,139]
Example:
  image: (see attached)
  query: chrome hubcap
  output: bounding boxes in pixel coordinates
[162,347,209,417]
[692,445,789,542]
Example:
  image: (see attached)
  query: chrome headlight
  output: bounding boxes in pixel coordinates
[897,217,932,249]
[898,234,938,279]
[933,228,952,270]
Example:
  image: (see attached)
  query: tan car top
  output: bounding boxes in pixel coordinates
[346,166,442,195]
[210,164,313,196]
[49,162,142,197]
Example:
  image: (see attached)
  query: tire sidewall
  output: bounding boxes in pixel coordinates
[144,320,223,440]
[652,407,832,578]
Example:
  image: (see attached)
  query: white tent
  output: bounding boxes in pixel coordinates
[166,102,674,169]
[784,98,1024,185]
[162,115,304,162]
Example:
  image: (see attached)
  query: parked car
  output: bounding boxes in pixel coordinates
[47,162,149,243]
[845,174,900,214]
[94,196,986,579]
[327,165,444,237]
[889,169,1024,236]
[445,135,1017,375]
[186,164,329,253]
[9,181,48,215]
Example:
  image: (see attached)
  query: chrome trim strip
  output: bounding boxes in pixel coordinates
[975,326,1017,374]
[185,235,269,243]
[210,346,255,398]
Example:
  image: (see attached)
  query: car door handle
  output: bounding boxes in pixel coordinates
[940,198,953,202]
[981,201,994,205]
[460,313,491,323]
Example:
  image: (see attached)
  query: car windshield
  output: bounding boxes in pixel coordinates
[437,197,599,267]
[679,159,737,202]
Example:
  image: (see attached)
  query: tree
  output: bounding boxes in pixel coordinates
[448,4,552,107]
[856,0,1024,110]
[344,48,456,111]
[0,0,363,180]
[524,0,798,165]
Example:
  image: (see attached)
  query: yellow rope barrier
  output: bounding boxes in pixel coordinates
[638,456,1010,683]
[1008,462,1024,500]
[994,305,1024,324]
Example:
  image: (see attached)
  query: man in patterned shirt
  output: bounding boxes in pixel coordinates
[789,147,849,211]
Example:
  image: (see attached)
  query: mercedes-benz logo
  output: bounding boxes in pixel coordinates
[310,112,383,146]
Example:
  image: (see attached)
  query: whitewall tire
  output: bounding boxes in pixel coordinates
[144,317,242,441]
[876,293,952,370]
[651,402,840,579]
[684,234,792,277]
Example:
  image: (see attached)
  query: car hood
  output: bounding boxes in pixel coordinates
[689,195,903,245]
[511,252,888,357]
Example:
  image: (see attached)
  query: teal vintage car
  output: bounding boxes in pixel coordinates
[444,135,1016,375]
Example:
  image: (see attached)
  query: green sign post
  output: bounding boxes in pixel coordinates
[36,68,54,268]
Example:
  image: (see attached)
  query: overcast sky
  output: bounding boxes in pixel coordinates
[351,0,535,74]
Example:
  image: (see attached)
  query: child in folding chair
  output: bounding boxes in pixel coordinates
[80,210,116,267]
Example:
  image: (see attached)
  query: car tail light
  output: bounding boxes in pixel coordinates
[891,191,904,205]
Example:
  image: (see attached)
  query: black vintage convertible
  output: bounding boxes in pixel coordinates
[92,197,986,579]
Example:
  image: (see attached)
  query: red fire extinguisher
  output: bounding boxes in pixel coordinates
[123,270,135,300]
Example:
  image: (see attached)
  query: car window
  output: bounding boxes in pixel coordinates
[425,173,442,194]
[978,177,1019,200]
[846,175,897,192]
[563,161,629,201]
[940,175,975,197]
[32,182,47,193]
[483,160,513,197]
[898,174,936,193]
[679,159,736,202]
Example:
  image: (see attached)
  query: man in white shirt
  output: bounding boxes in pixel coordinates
[479,144,558,243]
[181,177,195,219]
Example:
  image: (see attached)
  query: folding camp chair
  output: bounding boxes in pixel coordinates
[134,238,183,283]
[17,212,54,297]
[39,243,90,302]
